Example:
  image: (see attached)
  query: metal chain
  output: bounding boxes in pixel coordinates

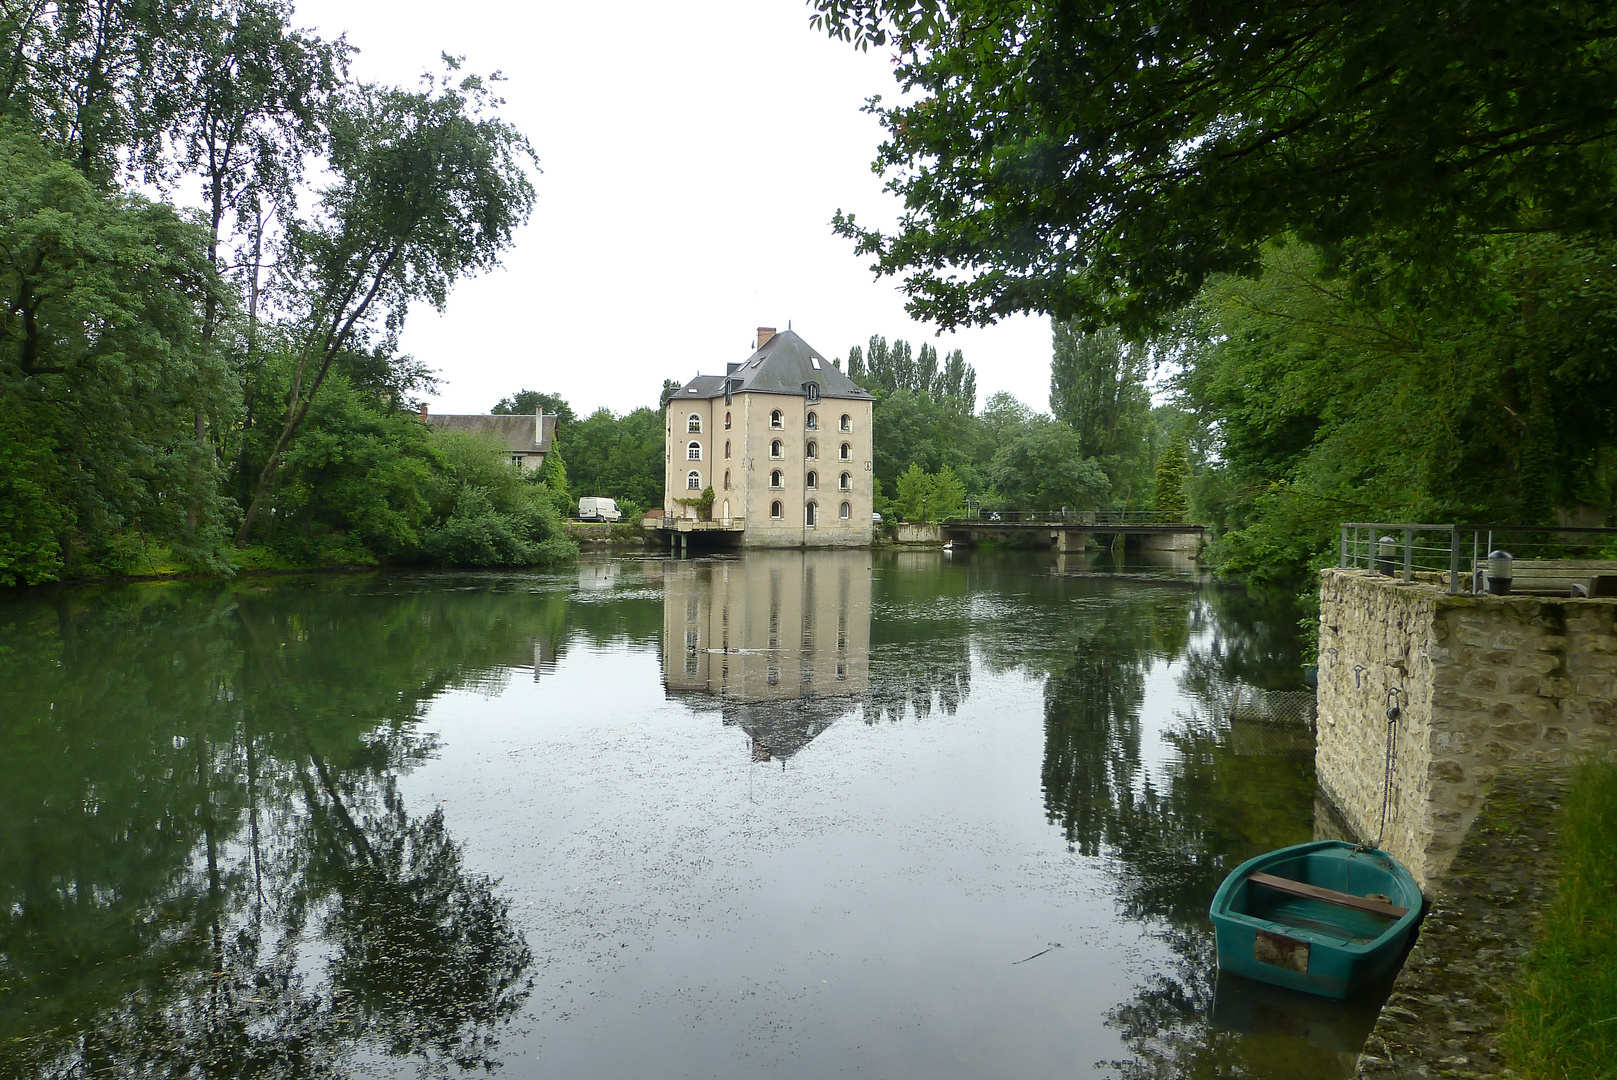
[1375,688,1402,849]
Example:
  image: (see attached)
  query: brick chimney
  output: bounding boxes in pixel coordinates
[419,403,428,422]
[756,327,776,349]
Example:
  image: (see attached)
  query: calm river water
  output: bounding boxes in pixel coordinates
[0,550,1388,1078]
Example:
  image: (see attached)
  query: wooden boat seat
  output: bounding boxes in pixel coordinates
[1247,872,1409,919]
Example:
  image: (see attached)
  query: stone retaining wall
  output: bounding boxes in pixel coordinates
[1317,569,1614,890]
[1356,767,1569,1078]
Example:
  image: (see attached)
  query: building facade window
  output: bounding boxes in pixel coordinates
[839,472,851,491]
[839,442,851,461]
[806,441,817,459]
[511,456,523,468]
[806,470,818,489]
[840,501,851,520]
[687,442,701,460]
[725,411,731,429]
[724,440,730,458]
[771,500,783,519]
[770,409,783,428]
[770,470,783,488]
[687,470,701,489]
[687,413,701,432]
[805,382,820,404]
[770,439,783,458]
[806,411,817,429]
[805,501,817,526]
[723,470,730,489]
[840,414,851,432]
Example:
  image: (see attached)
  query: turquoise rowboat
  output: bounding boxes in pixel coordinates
[1209,840,1423,999]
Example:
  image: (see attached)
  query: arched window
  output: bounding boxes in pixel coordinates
[687,441,701,460]
[770,439,783,458]
[687,413,701,432]
[723,470,730,489]
[840,414,851,432]
[724,411,731,429]
[839,501,851,520]
[686,470,701,489]
[839,442,851,461]
[724,440,730,458]
[770,470,783,488]
[805,440,817,459]
[839,472,851,491]
[806,470,818,489]
[770,409,783,428]
[806,411,818,429]
[805,382,820,404]
[770,500,783,519]
[805,501,818,527]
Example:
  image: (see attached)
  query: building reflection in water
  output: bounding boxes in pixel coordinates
[662,551,872,764]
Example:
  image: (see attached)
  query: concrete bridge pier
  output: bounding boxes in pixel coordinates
[1050,528,1089,553]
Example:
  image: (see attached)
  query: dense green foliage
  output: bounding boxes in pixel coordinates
[0,2,570,585]
[832,333,1176,519]
[815,0,1617,579]
[492,388,575,424]
[1152,440,1191,520]
[813,0,1617,334]
[1500,758,1617,1080]
[563,405,665,517]
[1174,238,1617,583]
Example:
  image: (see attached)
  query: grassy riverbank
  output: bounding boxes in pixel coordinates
[1500,758,1617,1080]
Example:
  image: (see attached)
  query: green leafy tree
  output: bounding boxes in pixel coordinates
[1177,237,1617,582]
[1153,440,1191,520]
[987,418,1110,512]
[237,63,536,543]
[536,443,574,517]
[1050,322,1153,505]
[564,405,664,507]
[928,464,967,520]
[893,463,930,522]
[0,120,232,583]
[813,0,1617,332]
[492,389,575,425]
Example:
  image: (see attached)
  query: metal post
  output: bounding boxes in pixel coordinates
[1341,525,1349,568]
[1403,527,1414,583]
[1449,525,1460,594]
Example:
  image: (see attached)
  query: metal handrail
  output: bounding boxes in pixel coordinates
[1339,522,1617,594]
[938,509,1197,526]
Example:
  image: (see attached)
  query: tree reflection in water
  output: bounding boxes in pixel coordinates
[0,576,632,1078]
[1040,586,1348,1077]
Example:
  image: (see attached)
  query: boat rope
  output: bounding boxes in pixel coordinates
[1375,688,1402,849]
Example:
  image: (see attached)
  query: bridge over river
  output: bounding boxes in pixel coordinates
[938,510,1204,553]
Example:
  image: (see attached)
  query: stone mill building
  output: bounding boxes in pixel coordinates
[663,327,875,547]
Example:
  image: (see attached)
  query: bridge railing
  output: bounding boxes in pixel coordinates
[941,509,1192,525]
[1340,522,1617,594]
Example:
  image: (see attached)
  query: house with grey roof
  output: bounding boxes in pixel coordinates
[665,327,875,547]
[420,406,556,470]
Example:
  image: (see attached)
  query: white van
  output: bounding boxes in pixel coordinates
[577,497,621,523]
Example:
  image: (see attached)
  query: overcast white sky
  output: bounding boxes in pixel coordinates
[292,0,1054,418]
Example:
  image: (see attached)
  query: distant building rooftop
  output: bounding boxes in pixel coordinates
[422,408,556,454]
[674,328,874,402]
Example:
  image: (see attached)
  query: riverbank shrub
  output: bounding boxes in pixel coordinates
[1499,757,1617,1080]
[417,431,576,567]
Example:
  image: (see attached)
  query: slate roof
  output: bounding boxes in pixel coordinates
[673,329,875,402]
[424,412,556,453]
